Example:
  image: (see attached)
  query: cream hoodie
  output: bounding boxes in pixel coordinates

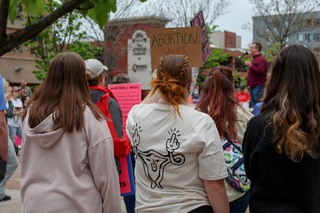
[21,106,122,213]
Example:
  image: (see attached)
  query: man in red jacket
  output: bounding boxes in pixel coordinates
[85,59,131,174]
[245,42,268,108]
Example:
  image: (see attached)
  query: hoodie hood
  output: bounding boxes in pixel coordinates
[23,112,64,149]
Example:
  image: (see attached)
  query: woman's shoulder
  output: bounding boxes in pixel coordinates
[180,105,215,124]
[246,112,270,131]
[236,106,254,122]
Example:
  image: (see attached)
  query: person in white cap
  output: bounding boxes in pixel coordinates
[85,59,131,174]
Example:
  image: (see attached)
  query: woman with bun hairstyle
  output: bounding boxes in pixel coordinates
[243,45,320,212]
[21,52,122,213]
[126,55,229,213]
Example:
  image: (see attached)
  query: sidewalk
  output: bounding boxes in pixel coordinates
[0,157,127,213]
[0,157,21,213]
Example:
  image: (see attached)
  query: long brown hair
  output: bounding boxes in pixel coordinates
[261,44,320,162]
[196,66,239,138]
[24,52,104,133]
[149,55,191,118]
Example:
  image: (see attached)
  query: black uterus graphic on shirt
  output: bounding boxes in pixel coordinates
[132,124,185,189]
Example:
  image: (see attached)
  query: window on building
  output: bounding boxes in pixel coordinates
[305,34,312,42]
[229,39,232,45]
[314,33,320,42]
[267,23,273,30]
[297,34,303,43]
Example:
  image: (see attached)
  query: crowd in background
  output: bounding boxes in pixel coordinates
[0,43,319,213]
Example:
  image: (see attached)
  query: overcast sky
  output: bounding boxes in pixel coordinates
[214,0,254,49]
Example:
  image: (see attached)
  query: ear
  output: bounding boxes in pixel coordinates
[99,74,105,86]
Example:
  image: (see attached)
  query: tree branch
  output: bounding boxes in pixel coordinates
[0,0,10,44]
[0,0,89,56]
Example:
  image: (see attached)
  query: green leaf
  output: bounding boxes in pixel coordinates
[21,0,45,15]
[88,0,116,28]
[9,0,20,24]
[79,1,93,17]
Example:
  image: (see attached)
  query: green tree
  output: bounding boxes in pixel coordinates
[196,48,230,87]
[24,0,102,81]
[263,43,282,64]
[0,0,146,56]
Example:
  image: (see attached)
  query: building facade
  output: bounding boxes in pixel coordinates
[253,11,320,52]
[209,30,242,49]
[0,16,41,86]
[103,16,170,78]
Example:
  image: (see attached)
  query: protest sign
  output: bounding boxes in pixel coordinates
[108,83,141,196]
[149,27,202,69]
[190,10,211,66]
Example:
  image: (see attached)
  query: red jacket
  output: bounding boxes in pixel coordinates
[90,86,131,158]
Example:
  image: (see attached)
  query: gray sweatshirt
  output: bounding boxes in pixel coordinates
[21,106,122,213]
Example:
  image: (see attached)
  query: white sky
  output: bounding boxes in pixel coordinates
[214,0,254,49]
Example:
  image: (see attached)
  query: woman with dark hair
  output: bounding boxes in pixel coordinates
[126,55,229,213]
[196,66,253,212]
[243,44,320,212]
[21,52,122,213]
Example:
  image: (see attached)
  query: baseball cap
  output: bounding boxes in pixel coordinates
[12,86,20,92]
[85,59,108,78]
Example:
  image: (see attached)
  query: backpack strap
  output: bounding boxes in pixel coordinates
[223,131,242,154]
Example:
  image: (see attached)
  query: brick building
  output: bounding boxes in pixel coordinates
[0,17,40,87]
[103,16,170,77]
[209,30,242,49]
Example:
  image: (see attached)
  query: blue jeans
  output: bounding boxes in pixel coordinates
[0,134,19,199]
[249,85,264,108]
[8,125,22,147]
[229,191,249,213]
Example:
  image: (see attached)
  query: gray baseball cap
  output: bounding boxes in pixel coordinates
[85,59,108,78]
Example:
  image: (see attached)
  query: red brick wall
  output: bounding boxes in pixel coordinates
[105,22,165,76]
[224,31,236,49]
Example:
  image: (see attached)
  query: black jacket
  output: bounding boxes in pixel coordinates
[243,112,320,213]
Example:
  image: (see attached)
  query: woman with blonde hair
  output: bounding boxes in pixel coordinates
[196,66,253,212]
[243,44,320,212]
[21,52,122,213]
[126,55,229,212]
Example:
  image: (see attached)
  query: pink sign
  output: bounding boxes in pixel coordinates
[108,83,141,138]
[108,83,141,196]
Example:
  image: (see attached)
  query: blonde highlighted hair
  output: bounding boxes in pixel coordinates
[262,45,320,162]
[149,55,191,118]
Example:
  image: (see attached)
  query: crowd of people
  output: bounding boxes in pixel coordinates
[0,43,319,213]
[0,79,31,202]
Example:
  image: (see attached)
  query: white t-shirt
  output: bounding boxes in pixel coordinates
[7,98,23,127]
[126,103,227,212]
